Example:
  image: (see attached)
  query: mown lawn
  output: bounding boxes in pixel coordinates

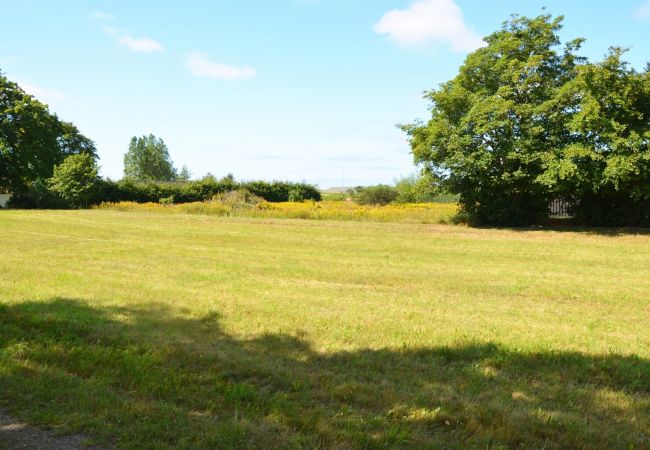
[0,210,648,449]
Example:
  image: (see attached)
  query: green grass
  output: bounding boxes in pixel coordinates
[0,210,648,449]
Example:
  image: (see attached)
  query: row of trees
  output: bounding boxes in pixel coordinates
[404,14,650,226]
[0,71,98,204]
[1,73,319,208]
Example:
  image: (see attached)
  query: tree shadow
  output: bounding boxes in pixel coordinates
[455,222,648,238]
[0,298,648,449]
[501,225,650,237]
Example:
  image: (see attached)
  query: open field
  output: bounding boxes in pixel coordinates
[0,210,648,449]
[97,200,459,224]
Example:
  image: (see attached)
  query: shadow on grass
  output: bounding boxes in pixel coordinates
[503,225,650,237]
[0,299,648,449]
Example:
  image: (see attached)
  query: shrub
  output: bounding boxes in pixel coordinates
[242,181,321,202]
[159,196,175,205]
[8,179,68,209]
[212,189,263,209]
[48,153,100,208]
[353,185,398,205]
[394,173,443,203]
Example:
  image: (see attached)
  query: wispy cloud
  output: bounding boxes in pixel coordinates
[90,11,115,21]
[118,36,164,53]
[102,25,121,36]
[187,51,255,80]
[634,0,650,19]
[91,12,163,53]
[374,0,484,52]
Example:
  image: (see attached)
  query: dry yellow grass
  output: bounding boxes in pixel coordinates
[97,200,459,223]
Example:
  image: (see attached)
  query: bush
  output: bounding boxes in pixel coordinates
[212,189,263,209]
[352,185,398,206]
[572,192,650,227]
[159,196,175,205]
[48,153,100,208]
[242,181,321,202]
[9,153,101,209]
[394,173,447,203]
[8,179,68,209]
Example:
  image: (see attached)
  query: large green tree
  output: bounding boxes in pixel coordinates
[404,14,650,226]
[123,134,177,182]
[0,71,97,194]
[403,14,587,225]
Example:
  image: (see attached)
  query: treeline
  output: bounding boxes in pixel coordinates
[101,178,320,204]
[1,71,320,209]
[9,176,321,209]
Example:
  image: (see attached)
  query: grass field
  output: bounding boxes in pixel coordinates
[0,210,648,449]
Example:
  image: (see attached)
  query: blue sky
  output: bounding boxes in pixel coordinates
[1,0,649,187]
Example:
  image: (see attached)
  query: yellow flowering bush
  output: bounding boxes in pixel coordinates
[97,200,459,224]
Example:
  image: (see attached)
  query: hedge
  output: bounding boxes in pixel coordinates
[8,178,321,208]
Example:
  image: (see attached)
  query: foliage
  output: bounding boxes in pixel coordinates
[177,164,191,182]
[212,189,264,209]
[351,184,398,205]
[394,172,449,203]
[403,14,589,224]
[48,153,100,208]
[537,48,650,225]
[94,177,320,206]
[7,178,69,209]
[1,210,648,448]
[123,134,177,182]
[404,13,650,226]
[159,196,175,205]
[0,71,96,195]
[243,180,321,202]
[288,187,305,202]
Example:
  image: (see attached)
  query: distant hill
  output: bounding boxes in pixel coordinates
[321,187,349,194]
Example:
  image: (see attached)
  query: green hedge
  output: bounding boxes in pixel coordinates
[99,179,321,204]
[9,178,321,208]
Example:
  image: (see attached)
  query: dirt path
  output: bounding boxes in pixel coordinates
[0,410,106,449]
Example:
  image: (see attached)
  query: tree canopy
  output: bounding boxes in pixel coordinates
[123,134,177,182]
[404,14,650,226]
[0,71,96,194]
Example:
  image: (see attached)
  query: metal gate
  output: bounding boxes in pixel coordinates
[548,199,574,219]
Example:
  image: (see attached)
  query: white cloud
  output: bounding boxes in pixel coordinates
[102,25,121,36]
[90,11,115,21]
[634,0,650,19]
[187,51,256,80]
[374,0,484,52]
[90,14,161,53]
[118,36,165,53]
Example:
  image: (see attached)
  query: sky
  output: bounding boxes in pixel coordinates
[1,0,649,187]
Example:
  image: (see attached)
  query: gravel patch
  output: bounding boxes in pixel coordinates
[0,410,107,449]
